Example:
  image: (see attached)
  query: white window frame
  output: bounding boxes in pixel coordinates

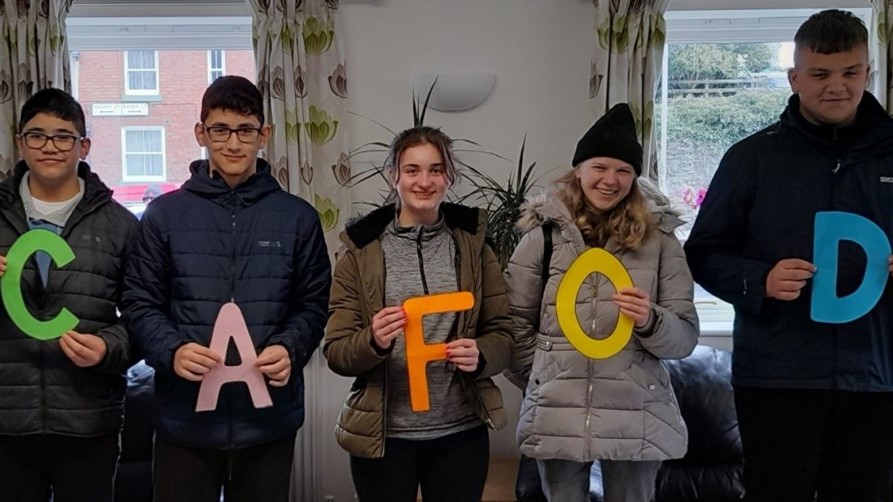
[660,8,872,341]
[121,126,166,182]
[124,50,159,95]
[208,49,225,83]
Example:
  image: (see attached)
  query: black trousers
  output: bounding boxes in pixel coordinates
[152,432,296,502]
[0,433,119,502]
[350,425,490,502]
[735,387,893,502]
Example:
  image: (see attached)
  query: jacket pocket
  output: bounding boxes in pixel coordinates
[528,334,559,392]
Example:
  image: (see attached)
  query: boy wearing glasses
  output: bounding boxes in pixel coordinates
[0,88,138,501]
[123,75,331,501]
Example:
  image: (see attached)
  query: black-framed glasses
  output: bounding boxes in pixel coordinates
[203,125,262,144]
[19,131,83,152]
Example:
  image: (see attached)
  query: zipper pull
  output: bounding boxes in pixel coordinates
[831,161,841,174]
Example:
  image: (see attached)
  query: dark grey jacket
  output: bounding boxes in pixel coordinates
[0,161,138,436]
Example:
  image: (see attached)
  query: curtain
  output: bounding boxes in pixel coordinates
[590,0,669,182]
[870,0,893,113]
[0,0,72,178]
[249,0,350,248]
[247,1,350,500]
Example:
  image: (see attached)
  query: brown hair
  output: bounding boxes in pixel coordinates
[384,126,457,206]
[794,9,868,55]
[554,170,653,250]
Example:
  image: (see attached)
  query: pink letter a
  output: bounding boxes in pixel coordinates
[195,302,273,412]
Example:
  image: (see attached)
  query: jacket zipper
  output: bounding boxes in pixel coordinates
[228,190,237,449]
[416,231,429,295]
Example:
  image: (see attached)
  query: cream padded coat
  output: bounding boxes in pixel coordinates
[505,193,699,462]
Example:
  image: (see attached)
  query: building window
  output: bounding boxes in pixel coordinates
[122,127,166,181]
[208,49,225,82]
[124,50,159,95]
[658,8,871,336]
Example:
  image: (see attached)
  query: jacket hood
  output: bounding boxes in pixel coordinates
[516,180,684,236]
[780,92,893,149]
[340,202,486,250]
[182,158,281,206]
[0,160,113,212]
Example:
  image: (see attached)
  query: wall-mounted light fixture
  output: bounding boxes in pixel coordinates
[408,72,497,112]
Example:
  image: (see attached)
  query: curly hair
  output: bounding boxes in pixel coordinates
[555,170,653,250]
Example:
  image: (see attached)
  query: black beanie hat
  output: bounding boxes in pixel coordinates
[572,103,642,175]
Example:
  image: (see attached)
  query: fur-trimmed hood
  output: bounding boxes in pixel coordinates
[340,202,486,251]
[516,179,684,236]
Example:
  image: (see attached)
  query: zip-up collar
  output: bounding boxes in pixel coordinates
[780,93,893,154]
[0,160,113,235]
[181,158,282,208]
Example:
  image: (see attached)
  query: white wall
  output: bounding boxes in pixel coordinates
[342,0,597,208]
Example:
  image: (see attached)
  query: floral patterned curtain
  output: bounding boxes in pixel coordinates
[870,0,893,113]
[247,1,348,500]
[590,0,668,182]
[249,0,350,252]
[0,0,72,178]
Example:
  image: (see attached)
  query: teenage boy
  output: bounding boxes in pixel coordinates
[0,88,138,502]
[123,75,331,502]
[685,10,893,501]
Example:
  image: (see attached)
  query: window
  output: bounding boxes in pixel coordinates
[122,127,166,182]
[658,8,872,336]
[66,16,254,207]
[208,49,225,82]
[124,50,159,95]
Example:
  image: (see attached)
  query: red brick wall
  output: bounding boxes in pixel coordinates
[75,49,255,206]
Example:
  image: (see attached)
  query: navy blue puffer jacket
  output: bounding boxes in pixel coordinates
[685,93,893,392]
[123,159,331,449]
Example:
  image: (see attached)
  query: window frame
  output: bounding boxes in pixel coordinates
[124,50,160,96]
[208,49,226,83]
[659,8,872,338]
[121,126,167,182]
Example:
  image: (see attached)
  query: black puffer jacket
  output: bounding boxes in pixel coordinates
[123,159,331,449]
[0,161,138,436]
[685,93,893,391]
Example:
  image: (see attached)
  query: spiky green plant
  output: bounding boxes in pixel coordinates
[462,136,542,270]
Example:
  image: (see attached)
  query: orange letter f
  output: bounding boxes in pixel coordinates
[402,291,475,412]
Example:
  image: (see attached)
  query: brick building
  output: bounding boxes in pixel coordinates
[73,48,254,209]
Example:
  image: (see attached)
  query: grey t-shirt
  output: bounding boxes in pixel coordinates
[381,216,478,439]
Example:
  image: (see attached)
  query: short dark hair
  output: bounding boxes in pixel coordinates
[18,88,87,137]
[200,75,265,124]
[794,9,868,55]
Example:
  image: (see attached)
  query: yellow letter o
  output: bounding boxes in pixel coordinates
[555,248,634,359]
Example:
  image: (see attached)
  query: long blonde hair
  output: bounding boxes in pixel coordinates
[555,169,653,250]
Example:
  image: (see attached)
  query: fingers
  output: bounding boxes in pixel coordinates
[0,255,6,277]
[59,332,107,368]
[173,343,221,381]
[611,288,651,327]
[446,339,479,372]
[777,258,817,272]
[256,345,291,387]
[767,258,817,301]
[372,306,406,349]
